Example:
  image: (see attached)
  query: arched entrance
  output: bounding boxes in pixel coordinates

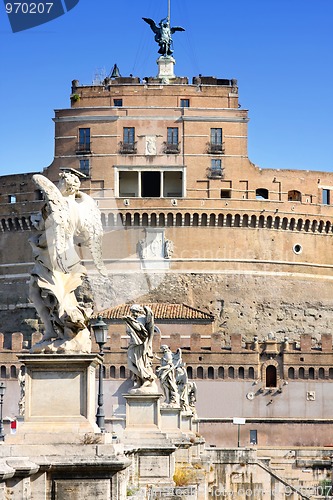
[266,365,277,388]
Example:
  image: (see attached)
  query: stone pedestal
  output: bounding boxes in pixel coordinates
[11,354,101,443]
[123,393,176,489]
[160,406,182,437]
[157,55,175,82]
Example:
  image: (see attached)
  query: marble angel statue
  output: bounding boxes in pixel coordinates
[29,170,107,354]
[123,305,158,393]
[156,345,181,406]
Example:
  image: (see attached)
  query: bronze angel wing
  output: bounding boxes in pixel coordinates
[170,26,185,34]
[142,17,159,34]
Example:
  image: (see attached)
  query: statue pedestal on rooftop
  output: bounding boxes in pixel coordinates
[11,354,101,443]
[157,55,175,82]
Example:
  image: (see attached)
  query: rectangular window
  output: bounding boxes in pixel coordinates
[167,127,178,144]
[221,189,231,198]
[250,430,257,445]
[79,128,90,145]
[77,128,91,154]
[322,189,330,205]
[113,99,123,107]
[8,195,16,203]
[209,159,223,178]
[79,159,90,176]
[180,99,190,107]
[123,127,135,144]
[211,128,222,145]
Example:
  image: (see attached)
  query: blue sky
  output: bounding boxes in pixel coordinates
[0,0,332,175]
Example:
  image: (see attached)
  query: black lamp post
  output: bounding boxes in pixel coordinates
[91,316,108,433]
[0,382,6,441]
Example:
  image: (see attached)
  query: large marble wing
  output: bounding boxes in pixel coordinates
[173,348,182,367]
[75,192,107,276]
[32,174,71,272]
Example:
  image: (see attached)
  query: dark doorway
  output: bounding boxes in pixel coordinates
[142,172,160,197]
[266,365,277,388]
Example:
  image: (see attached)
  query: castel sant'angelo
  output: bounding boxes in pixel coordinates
[1,5,333,448]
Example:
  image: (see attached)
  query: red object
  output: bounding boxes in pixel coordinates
[10,420,17,434]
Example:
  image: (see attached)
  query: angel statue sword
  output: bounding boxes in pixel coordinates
[28,171,107,354]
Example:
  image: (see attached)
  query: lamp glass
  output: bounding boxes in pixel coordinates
[92,317,108,345]
[0,382,6,397]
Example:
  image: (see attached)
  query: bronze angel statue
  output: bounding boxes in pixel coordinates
[29,171,107,354]
[143,16,185,56]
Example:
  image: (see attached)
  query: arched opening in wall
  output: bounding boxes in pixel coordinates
[218,367,224,379]
[184,213,191,226]
[101,213,106,227]
[8,219,14,231]
[102,366,106,378]
[318,367,325,379]
[250,215,256,228]
[192,213,199,226]
[0,366,6,378]
[187,366,193,379]
[289,218,296,231]
[299,367,305,379]
[228,366,234,379]
[119,366,126,379]
[258,215,265,228]
[281,217,288,230]
[266,216,273,229]
[14,218,21,230]
[142,213,149,226]
[209,213,216,226]
[325,221,331,233]
[159,213,165,227]
[266,365,277,388]
[309,367,315,380]
[242,214,248,227]
[274,216,280,229]
[288,190,301,202]
[329,368,333,379]
[208,367,214,379]
[176,213,182,226]
[256,188,269,200]
[318,220,324,233]
[238,367,244,379]
[311,220,317,232]
[201,213,208,226]
[150,213,157,227]
[234,214,241,227]
[110,366,116,378]
[197,366,204,379]
[304,219,310,232]
[20,365,25,375]
[133,213,140,226]
[248,367,255,379]
[226,214,232,227]
[1,219,7,231]
[288,367,295,379]
[108,214,115,227]
[296,219,303,231]
[116,213,124,227]
[125,213,132,226]
[218,214,224,227]
[167,213,174,226]
[10,365,17,378]
[22,217,30,230]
